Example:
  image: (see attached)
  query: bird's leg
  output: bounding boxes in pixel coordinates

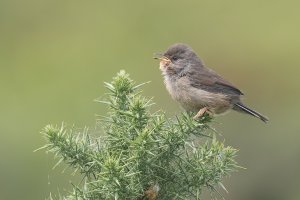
[193,107,209,119]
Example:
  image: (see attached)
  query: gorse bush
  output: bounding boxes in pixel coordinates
[40,70,239,200]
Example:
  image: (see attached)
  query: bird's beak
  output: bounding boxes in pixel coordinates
[153,52,171,70]
[153,53,171,63]
[153,52,163,60]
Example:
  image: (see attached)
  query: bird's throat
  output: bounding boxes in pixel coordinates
[159,59,171,70]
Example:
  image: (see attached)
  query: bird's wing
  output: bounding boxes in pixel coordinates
[189,67,244,96]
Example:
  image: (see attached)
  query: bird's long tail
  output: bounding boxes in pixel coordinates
[233,103,269,123]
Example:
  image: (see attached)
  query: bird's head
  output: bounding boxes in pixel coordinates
[154,43,201,76]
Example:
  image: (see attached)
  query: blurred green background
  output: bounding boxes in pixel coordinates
[1,0,300,199]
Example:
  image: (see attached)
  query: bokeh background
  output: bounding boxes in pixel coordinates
[1,0,300,199]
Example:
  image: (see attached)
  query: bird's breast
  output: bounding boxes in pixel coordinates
[164,76,197,111]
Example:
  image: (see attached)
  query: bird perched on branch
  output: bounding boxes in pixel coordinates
[155,43,268,123]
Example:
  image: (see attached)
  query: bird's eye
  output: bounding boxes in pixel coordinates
[172,56,178,61]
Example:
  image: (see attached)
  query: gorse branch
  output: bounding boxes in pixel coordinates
[41,70,239,200]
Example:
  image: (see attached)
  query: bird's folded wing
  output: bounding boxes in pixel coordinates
[189,67,243,96]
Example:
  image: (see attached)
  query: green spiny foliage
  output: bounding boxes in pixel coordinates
[40,70,239,200]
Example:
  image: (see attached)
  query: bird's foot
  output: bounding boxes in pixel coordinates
[193,107,211,120]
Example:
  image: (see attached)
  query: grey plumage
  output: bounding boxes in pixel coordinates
[157,43,268,123]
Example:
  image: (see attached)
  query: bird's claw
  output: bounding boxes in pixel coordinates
[193,107,211,120]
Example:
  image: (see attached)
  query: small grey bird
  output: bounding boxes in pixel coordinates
[155,43,268,122]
